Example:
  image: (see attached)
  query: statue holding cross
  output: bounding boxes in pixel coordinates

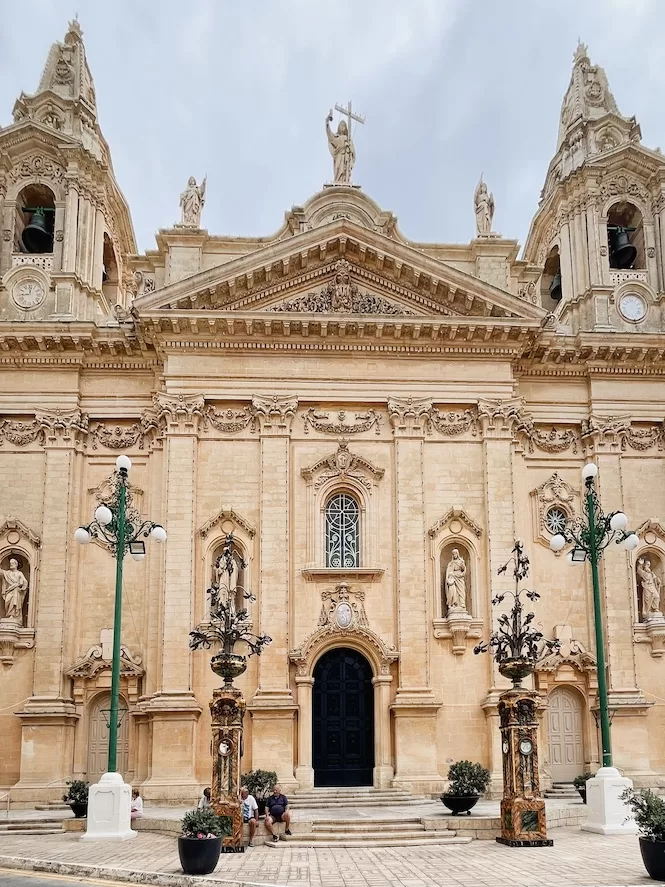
[326,101,365,185]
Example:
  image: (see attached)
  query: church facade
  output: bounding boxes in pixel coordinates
[1,24,665,804]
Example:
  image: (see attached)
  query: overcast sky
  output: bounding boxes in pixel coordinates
[1,0,663,255]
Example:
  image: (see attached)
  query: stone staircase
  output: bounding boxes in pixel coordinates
[290,786,429,808]
[274,817,471,848]
[34,800,69,811]
[0,817,63,836]
[545,782,579,799]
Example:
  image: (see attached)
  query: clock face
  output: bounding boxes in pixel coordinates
[519,738,533,756]
[12,279,45,310]
[502,741,509,754]
[618,292,647,322]
[219,741,230,756]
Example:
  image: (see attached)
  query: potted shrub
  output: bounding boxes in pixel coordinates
[178,808,230,875]
[62,779,89,818]
[241,769,277,816]
[441,760,491,816]
[621,788,665,882]
[573,772,592,804]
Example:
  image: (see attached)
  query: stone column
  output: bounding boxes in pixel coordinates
[247,395,298,789]
[294,675,314,789]
[13,408,88,802]
[63,178,79,273]
[92,206,105,289]
[387,397,441,792]
[142,394,203,802]
[559,216,575,299]
[372,674,394,788]
[477,399,520,795]
[581,420,655,781]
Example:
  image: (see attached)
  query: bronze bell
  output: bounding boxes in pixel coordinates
[609,226,637,269]
[21,207,53,254]
[549,270,562,301]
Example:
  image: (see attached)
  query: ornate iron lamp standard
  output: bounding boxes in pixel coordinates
[548,461,639,835]
[475,541,558,847]
[190,533,271,851]
[74,454,167,841]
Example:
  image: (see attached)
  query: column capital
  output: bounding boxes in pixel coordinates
[581,414,630,454]
[250,394,298,436]
[154,392,205,435]
[387,396,432,438]
[35,407,88,449]
[476,397,524,439]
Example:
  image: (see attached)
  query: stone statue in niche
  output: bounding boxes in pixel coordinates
[179,175,206,227]
[474,175,495,236]
[213,549,242,616]
[444,548,468,612]
[0,556,29,623]
[637,557,662,619]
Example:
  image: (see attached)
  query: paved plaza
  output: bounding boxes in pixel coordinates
[0,825,653,887]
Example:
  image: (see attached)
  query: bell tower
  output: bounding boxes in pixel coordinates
[524,43,665,334]
[0,19,135,323]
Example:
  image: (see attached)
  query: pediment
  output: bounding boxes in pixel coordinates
[133,219,545,325]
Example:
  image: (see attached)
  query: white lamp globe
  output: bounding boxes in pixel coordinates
[115,454,132,472]
[582,463,599,480]
[74,527,91,545]
[94,504,113,526]
[550,534,566,552]
[610,512,628,532]
[622,533,640,551]
[151,525,167,543]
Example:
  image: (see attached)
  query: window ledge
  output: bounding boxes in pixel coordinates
[301,567,384,583]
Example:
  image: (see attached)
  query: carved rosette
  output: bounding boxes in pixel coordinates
[531,472,578,551]
[210,685,245,849]
[250,394,298,436]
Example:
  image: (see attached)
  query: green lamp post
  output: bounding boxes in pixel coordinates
[549,461,640,834]
[75,454,166,840]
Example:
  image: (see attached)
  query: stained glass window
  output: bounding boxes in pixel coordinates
[325,493,360,568]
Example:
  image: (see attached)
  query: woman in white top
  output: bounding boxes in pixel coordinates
[130,788,143,821]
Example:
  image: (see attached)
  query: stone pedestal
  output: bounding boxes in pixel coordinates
[391,695,443,793]
[581,767,638,835]
[497,688,552,847]
[211,685,245,850]
[81,772,136,842]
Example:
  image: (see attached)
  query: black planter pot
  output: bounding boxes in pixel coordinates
[178,836,222,875]
[68,801,88,818]
[577,787,587,804]
[440,794,479,816]
[639,837,665,882]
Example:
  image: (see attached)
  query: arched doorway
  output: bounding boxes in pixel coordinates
[313,648,374,786]
[547,687,584,782]
[87,693,129,782]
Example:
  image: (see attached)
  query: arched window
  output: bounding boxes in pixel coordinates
[325,493,360,568]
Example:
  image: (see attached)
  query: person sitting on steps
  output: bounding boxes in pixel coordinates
[240,787,259,846]
[264,783,292,842]
[130,788,143,821]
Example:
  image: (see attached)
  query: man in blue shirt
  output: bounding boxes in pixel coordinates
[264,784,292,842]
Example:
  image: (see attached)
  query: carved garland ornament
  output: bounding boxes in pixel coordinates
[204,405,254,434]
[302,407,382,436]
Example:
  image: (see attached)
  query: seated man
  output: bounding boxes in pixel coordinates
[240,787,258,846]
[198,787,211,809]
[264,783,292,842]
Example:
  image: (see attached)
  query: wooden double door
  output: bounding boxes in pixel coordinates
[547,687,584,783]
[312,648,374,786]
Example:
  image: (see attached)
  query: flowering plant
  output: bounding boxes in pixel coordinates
[181,808,230,839]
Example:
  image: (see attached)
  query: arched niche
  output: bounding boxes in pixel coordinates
[635,549,664,623]
[0,518,40,667]
[632,522,665,658]
[14,183,56,254]
[606,201,645,270]
[428,508,484,654]
[540,245,562,310]
[197,505,256,621]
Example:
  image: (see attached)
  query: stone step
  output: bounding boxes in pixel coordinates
[289,829,449,842]
[312,820,424,832]
[34,803,69,811]
[269,834,472,848]
[292,797,428,808]
[0,820,64,831]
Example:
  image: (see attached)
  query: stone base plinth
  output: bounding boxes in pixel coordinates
[80,772,136,842]
[581,766,639,835]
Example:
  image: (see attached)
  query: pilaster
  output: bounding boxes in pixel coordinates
[14,408,87,797]
[294,676,314,789]
[248,394,298,789]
